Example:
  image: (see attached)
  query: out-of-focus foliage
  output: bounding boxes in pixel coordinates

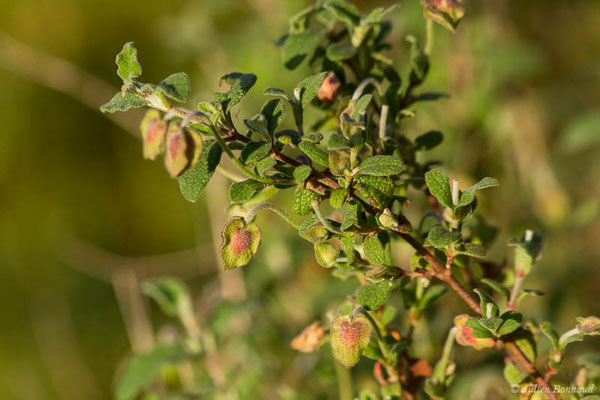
[0,1,599,399]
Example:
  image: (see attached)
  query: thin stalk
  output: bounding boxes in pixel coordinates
[424,19,434,55]
[351,77,382,102]
[507,274,523,310]
[334,357,353,400]
[378,104,389,141]
[245,203,300,230]
[433,327,457,384]
[311,201,344,234]
[216,165,245,182]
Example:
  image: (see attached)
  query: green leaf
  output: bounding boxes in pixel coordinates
[416,285,447,310]
[263,87,292,102]
[299,140,329,167]
[214,72,257,112]
[116,42,142,82]
[156,72,191,103]
[413,92,449,103]
[364,5,398,24]
[341,202,359,231]
[363,234,386,265]
[261,98,286,135]
[357,281,392,311]
[414,131,443,151]
[481,278,510,300]
[498,311,523,336]
[454,242,486,258]
[178,140,222,202]
[351,94,373,121]
[142,278,192,320]
[357,155,404,176]
[509,231,543,275]
[326,42,357,61]
[115,345,191,400]
[354,175,394,209]
[100,92,149,113]
[425,169,453,208]
[408,36,429,81]
[513,330,536,362]
[464,318,496,339]
[425,225,460,248]
[515,288,545,303]
[315,243,340,267]
[540,322,560,351]
[297,71,328,108]
[275,129,301,145]
[244,114,269,137]
[293,165,312,183]
[329,150,351,176]
[219,217,261,270]
[503,362,528,385]
[282,30,325,70]
[294,185,320,216]
[323,0,361,27]
[256,157,277,176]
[330,313,371,368]
[330,188,348,209]
[340,234,355,265]
[473,288,499,318]
[456,177,499,207]
[240,141,271,164]
[229,180,267,203]
[478,317,503,333]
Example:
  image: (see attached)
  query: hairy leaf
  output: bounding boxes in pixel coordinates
[282,30,325,70]
[425,225,459,248]
[229,180,267,203]
[100,92,149,113]
[156,72,191,103]
[261,98,287,135]
[115,345,191,400]
[357,155,404,176]
[297,71,328,108]
[357,281,392,311]
[214,72,257,112]
[425,169,452,208]
[178,140,222,202]
[116,42,142,82]
[294,185,320,215]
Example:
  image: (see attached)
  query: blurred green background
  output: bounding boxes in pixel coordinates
[0,0,599,399]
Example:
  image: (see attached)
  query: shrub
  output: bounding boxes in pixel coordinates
[101,1,599,399]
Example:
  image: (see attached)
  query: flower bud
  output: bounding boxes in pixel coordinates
[317,71,341,105]
[576,316,600,336]
[420,0,465,32]
[314,243,340,267]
